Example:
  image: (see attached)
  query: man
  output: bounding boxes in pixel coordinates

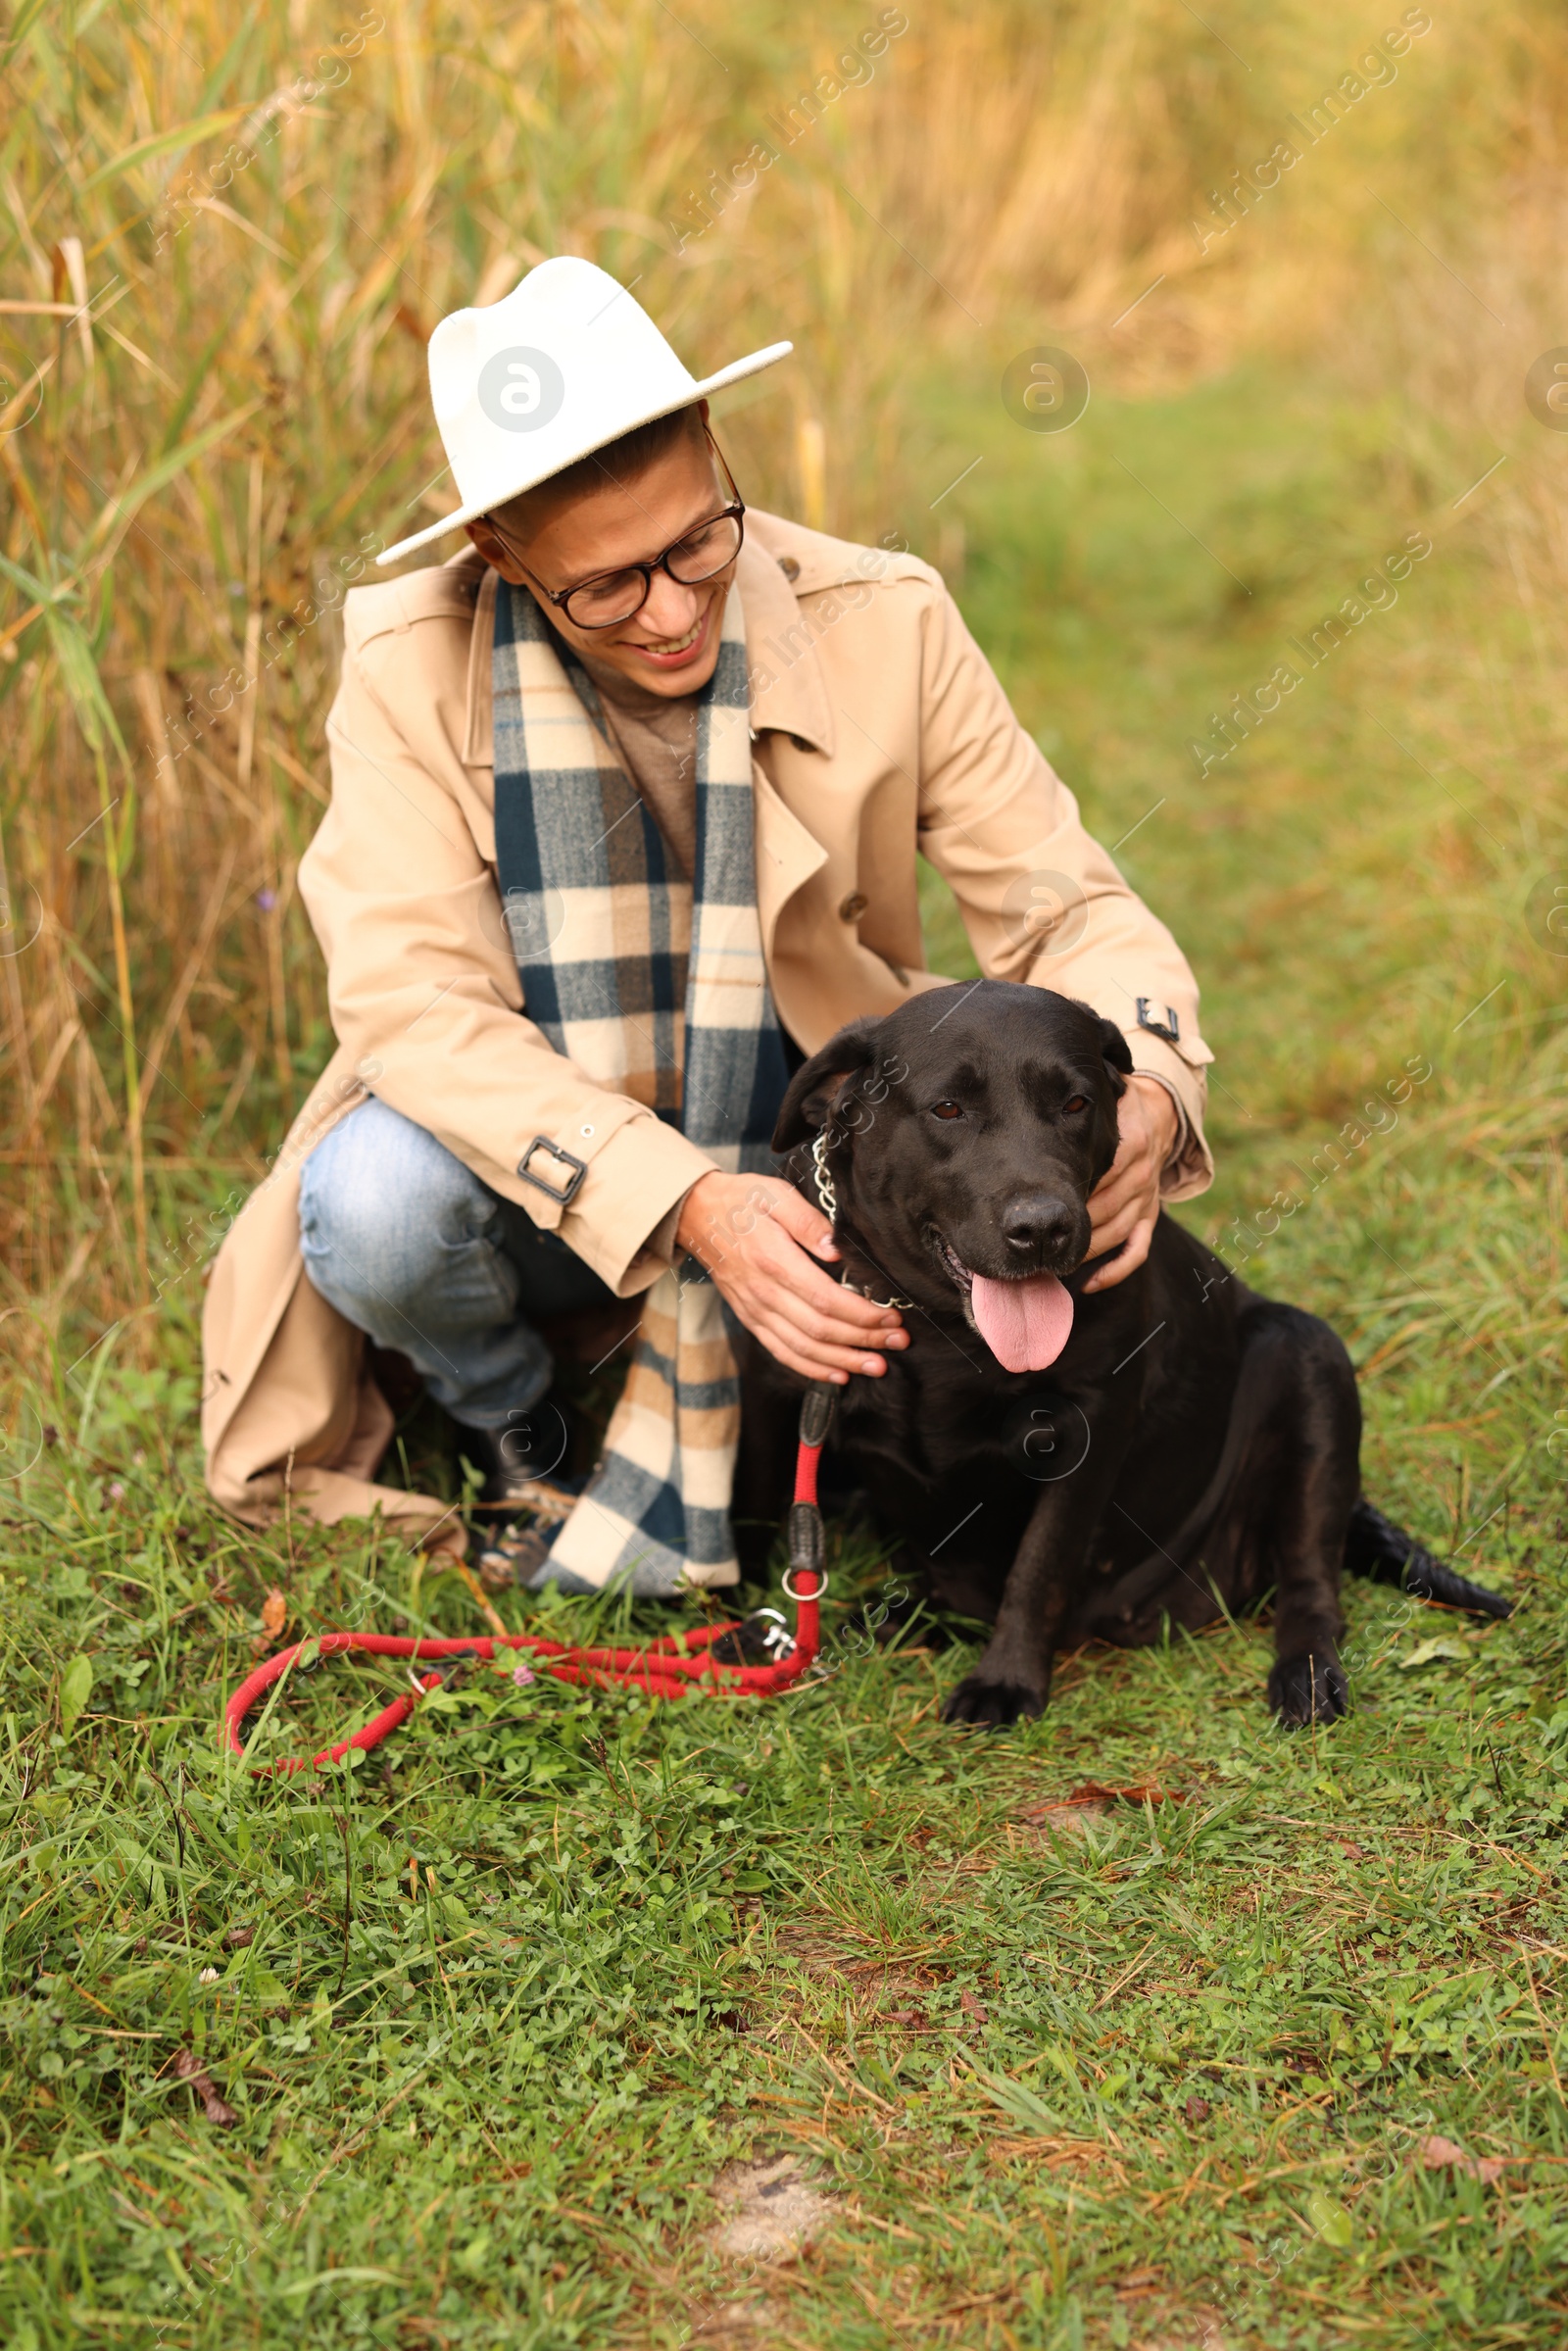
[202,257,1213,1588]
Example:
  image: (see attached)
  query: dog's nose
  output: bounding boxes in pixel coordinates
[1002,1194,1078,1257]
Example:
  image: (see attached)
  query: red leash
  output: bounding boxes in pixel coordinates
[223,1386,833,1776]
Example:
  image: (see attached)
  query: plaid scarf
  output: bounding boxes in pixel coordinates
[491,577,790,1593]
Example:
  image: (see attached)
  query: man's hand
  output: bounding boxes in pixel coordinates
[675,1170,908,1385]
[1082,1074,1179,1295]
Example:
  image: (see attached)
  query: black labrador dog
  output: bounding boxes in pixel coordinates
[736,981,1508,1726]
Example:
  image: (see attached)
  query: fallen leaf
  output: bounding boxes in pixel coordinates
[960,1988,990,2024]
[1017,1799,1111,1839]
[1161,2307,1230,2350]
[1185,2094,1211,2123]
[1399,1638,1468,1672]
[1115,2269,1162,2297]
[261,1589,287,1639]
[1418,2133,1506,2184]
[173,2047,238,2126]
[1016,1781,1189,1844]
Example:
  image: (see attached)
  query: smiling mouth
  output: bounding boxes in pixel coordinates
[628,606,710,661]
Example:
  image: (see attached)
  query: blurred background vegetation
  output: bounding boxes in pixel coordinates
[0,0,1564,1536]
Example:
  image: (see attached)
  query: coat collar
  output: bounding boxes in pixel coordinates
[460,513,836,767]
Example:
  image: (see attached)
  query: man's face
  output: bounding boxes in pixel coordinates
[465,410,738,699]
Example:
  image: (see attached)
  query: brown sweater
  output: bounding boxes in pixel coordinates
[580,651,700,881]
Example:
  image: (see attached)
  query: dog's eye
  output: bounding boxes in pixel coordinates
[929,1100,964,1121]
[1062,1095,1088,1115]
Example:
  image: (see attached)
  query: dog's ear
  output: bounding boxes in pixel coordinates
[1099,1018,1134,1084]
[772,1019,880,1151]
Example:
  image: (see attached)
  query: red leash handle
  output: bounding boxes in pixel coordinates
[223,1385,834,1774]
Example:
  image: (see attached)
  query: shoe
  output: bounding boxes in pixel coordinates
[459,1404,694,1598]
[459,1403,579,1589]
[459,1395,581,1503]
[473,1513,691,1598]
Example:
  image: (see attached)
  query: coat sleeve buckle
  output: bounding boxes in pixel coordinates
[1135,999,1181,1044]
[516,1136,588,1205]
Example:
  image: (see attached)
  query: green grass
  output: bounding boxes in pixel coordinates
[4,356,1568,2348]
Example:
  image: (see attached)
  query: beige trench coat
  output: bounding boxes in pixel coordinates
[202,512,1214,1545]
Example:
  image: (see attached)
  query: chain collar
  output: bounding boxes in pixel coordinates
[808,1128,839,1225]
[808,1130,913,1311]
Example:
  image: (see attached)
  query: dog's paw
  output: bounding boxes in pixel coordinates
[1268,1649,1348,1727]
[942,1673,1047,1729]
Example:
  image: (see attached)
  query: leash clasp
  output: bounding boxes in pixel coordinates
[708,1607,795,1665]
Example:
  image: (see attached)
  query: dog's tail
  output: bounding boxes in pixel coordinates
[1345,1498,1512,1619]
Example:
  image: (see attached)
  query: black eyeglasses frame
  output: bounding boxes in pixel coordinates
[483,426,747,630]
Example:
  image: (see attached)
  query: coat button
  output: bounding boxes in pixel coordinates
[839,891,869,922]
[776,555,801,582]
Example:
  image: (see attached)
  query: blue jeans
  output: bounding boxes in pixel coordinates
[298,1095,615,1430]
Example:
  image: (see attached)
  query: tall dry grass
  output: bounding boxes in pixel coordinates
[0,0,1565,1383]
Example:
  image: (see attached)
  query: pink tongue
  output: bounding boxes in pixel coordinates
[968,1271,1075,1373]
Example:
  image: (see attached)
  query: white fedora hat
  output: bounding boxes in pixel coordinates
[376,257,792,566]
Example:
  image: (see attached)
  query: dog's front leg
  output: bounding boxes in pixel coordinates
[943,1425,1128,1728]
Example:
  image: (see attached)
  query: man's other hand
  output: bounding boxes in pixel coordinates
[1082,1073,1179,1295]
[674,1171,908,1385]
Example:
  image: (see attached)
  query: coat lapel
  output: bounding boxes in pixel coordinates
[751,757,825,963]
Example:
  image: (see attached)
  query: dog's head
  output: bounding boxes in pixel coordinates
[773,980,1132,1373]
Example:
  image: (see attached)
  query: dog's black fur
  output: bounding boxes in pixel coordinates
[735,982,1510,1727]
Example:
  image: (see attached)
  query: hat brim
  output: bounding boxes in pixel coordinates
[375,339,793,566]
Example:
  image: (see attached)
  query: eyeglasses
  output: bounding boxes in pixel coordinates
[485,428,747,630]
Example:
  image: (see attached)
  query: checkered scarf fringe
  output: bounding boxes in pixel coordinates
[491,579,790,1592]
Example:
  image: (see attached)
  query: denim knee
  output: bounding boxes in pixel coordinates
[298,1094,514,1326]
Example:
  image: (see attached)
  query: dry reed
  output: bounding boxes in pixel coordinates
[0,0,1564,1386]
